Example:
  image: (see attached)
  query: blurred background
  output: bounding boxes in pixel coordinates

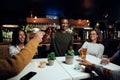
[0,0,120,24]
[0,0,120,62]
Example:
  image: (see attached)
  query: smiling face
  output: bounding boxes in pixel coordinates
[18,30,26,43]
[60,19,69,31]
[89,30,98,42]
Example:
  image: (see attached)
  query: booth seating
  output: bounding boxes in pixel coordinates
[0,44,10,58]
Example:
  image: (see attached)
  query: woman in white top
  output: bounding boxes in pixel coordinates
[78,29,104,58]
[9,28,27,56]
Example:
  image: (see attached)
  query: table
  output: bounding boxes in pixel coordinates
[56,56,90,80]
[86,55,120,71]
[8,55,120,80]
[56,55,120,80]
[8,59,72,80]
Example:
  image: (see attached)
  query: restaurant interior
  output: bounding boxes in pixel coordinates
[0,0,120,58]
[0,0,120,79]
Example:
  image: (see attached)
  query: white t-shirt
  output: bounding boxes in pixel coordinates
[78,41,104,58]
[9,45,24,57]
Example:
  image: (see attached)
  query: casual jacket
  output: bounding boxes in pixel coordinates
[0,39,39,79]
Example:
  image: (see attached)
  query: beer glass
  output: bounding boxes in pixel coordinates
[80,48,87,60]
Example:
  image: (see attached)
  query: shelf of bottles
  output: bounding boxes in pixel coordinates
[98,24,120,40]
[25,23,59,32]
[1,25,19,43]
[25,18,60,32]
[26,17,92,41]
[26,17,90,31]
[2,28,13,42]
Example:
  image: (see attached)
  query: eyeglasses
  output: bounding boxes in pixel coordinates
[90,33,97,35]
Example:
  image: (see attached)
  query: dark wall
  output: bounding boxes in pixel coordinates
[103,39,120,57]
[102,39,120,65]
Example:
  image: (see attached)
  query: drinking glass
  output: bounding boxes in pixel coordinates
[101,55,108,65]
[80,48,87,60]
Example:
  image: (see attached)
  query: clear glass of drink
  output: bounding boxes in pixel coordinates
[101,55,109,65]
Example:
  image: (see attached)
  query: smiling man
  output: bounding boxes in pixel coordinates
[50,17,73,56]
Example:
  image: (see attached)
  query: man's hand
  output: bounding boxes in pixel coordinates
[100,58,110,64]
[79,60,93,67]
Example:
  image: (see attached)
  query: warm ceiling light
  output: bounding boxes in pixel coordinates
[87,20,89,22]
[96,22,100,26]
[2,25,19,28]
[34,16,37,19]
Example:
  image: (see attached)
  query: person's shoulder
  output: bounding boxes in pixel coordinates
[98,43,104,46]
[82,41,90,45]
[84,41,89,44]
[9,43,14,47]
[9,44,16,49]
[98,43,104,48]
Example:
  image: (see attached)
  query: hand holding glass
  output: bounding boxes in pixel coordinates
[79,48,87,60]
[101,55,109,65]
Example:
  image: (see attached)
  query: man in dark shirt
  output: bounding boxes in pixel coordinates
[50,17,73,56]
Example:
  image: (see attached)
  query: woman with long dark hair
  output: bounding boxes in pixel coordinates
[9,28,27,56]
